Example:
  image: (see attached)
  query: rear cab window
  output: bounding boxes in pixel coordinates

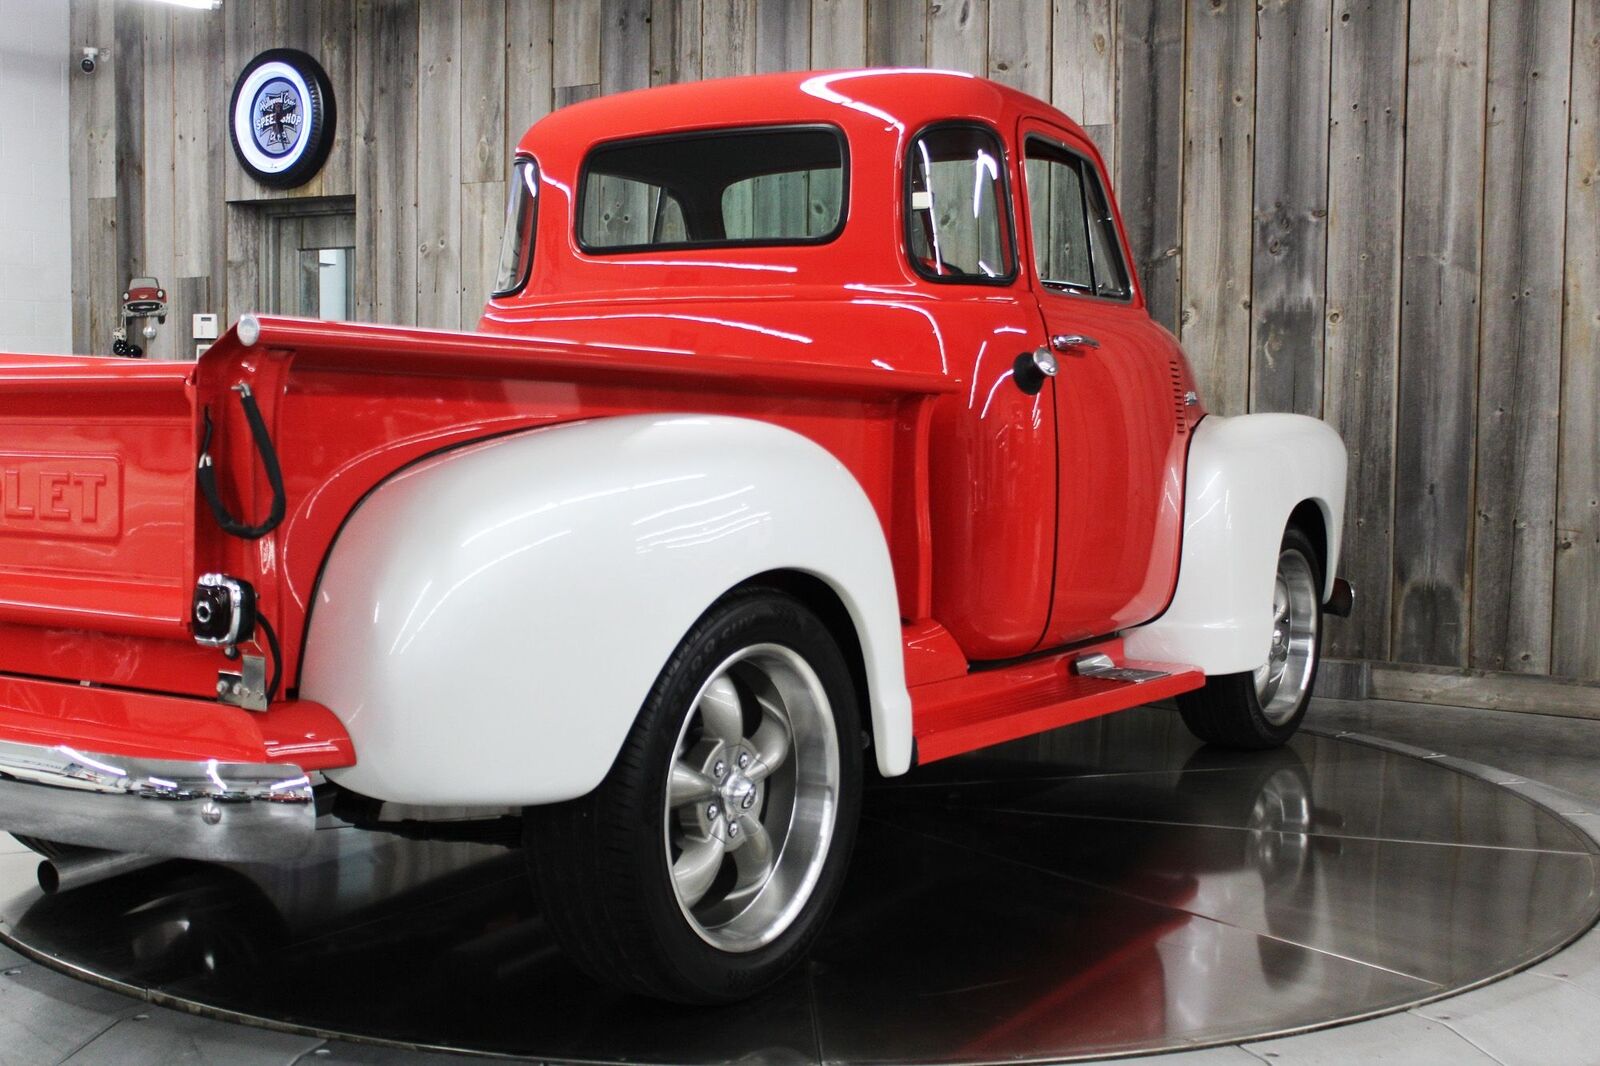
[577,126,847,252]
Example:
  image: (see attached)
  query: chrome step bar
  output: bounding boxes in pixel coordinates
[1071,653,1173,684]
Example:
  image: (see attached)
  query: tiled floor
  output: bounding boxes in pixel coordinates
[1,696,1598,1065]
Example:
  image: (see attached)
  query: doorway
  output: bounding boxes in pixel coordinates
[262,201,356,320]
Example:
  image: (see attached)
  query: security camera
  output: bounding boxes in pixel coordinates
[79,47,102,74]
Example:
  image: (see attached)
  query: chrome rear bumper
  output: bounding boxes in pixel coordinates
[0,739,315,862]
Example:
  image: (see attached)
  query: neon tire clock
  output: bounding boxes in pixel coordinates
[229,49,336,189]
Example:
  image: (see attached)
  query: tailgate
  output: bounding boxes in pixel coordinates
[0,356,196,638]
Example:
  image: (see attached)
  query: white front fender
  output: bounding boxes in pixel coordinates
[302,414,911,806]
[1124,413,1347,676]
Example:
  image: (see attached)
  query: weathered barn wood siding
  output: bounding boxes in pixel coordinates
[1557,0,1600,681]
[1470,0,1573,674]
[67,0,1600,686]
[1321,0,1406,662]
[1249,0,1330,417]
[1392,0,1489,670]
[1180,0,1254,417]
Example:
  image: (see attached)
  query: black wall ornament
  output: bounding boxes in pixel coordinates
[229,49,336,189]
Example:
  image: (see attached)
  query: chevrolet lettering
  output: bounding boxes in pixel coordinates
[0,456,119,538]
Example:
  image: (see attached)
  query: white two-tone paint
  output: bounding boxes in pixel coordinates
[302,414,911,806]
[1124,413,1348,676]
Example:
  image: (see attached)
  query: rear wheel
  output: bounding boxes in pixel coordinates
[524,587,862,1003]
[1177,526,1323,749]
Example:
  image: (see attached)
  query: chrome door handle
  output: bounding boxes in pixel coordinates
[1051,333,1100,352]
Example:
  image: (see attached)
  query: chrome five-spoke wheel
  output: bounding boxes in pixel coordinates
[523,588,861,1003]
[665,644,839,952]
[1253,548,1319,726]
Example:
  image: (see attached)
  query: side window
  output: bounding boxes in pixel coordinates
[492,158,539,297]
[1024,154,1092,290]
[1023,140,1131,299]
[905,125,1015,283]
[1083,164,1130,297]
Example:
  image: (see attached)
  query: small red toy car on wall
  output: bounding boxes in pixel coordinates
[0,70,1348,1002]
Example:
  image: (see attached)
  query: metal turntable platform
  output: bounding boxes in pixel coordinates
[0,704,1595,1064]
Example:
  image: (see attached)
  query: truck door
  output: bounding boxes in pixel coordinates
[908,121,1061,661]
[1016,121,1189,646]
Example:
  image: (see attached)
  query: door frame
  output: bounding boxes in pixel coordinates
[256,196,357,318]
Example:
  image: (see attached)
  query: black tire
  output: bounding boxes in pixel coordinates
[524,587,863,1003]
[1177,526,1324,749]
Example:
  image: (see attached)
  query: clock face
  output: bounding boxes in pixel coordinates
[230,50,336,189]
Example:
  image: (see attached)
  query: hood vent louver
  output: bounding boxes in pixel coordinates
[1168,360,1189,434]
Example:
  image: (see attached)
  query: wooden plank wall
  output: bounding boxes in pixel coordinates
[67,0,1600,686]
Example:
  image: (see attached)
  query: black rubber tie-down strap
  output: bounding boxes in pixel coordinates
[197,383,286,541]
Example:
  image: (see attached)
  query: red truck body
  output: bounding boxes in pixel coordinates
[0,66,1361,1005]
[0,70,1203,772]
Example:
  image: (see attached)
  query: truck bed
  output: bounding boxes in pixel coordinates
[0,316,952,706]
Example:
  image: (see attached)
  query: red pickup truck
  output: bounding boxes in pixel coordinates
[0,69,1348,1002]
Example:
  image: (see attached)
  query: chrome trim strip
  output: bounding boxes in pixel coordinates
[0,740,315,863]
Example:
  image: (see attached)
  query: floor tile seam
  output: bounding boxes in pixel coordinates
[949,806,1600,857]
[1236,1010,1503,1065]
[288,1043,333,1065]
[1405,1008,1512,1066]
[1523,968,1600,1003]
[866,816,1446,990]
[52,1007,147,1066]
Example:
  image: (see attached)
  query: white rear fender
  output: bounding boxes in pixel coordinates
[302,414,911,806]
[1124,413,1348,676]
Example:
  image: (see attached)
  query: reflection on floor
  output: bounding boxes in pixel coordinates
[1,700,1595,1064]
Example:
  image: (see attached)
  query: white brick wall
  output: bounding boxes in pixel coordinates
[0,0,69,355]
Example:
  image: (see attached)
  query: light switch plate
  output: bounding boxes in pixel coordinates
[192,313,220,340]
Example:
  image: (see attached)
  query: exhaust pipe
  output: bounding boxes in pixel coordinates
[38,848,167,895]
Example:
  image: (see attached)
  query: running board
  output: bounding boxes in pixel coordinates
[910,641,1205,764]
